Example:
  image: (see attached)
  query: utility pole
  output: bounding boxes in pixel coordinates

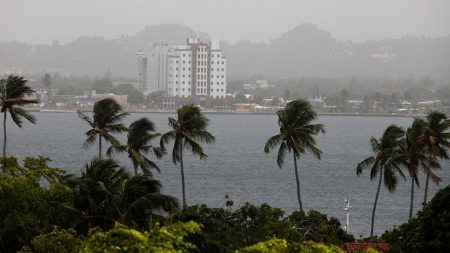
[344,196,352,232]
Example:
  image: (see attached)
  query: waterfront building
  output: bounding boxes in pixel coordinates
[148,43,169,93]
[136,51,148,92]
[137,38,227,98]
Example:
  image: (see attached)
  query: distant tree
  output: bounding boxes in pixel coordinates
[264,100,325,211]
[43,73,52,100]
[270,96,281,106]
[91,79,114,94]
[107,117,163,175]
[112,84,145,105]
[0,75,39,157]
[77,98,128,158]
[283,89,291,101]
[357,125,405,237]
[160,105,215,207]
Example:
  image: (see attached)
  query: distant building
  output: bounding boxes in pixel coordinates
[148,43,169,93]
[167,38,227,98]
[136,51,148,92]
[137,38,227,98]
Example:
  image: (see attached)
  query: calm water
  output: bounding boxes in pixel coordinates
[5,112,450,237]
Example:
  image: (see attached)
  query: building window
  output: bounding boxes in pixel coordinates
[222,75,224,78]
[183,61,185,64]
[175,88,178,91]
[182,88,185,91]
[222,61,224,64]
[182,81,185,84]
[221,82,224,85]
[182,74,185,78]
[222,68,224,71]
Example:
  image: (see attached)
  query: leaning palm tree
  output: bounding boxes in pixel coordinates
[107,174,178,230]
[160,104,215,207]
[357,125,406,237]
[420,111,450,205]
[396,118,432,220]
[107,117,163,175]
[72,158,177,232]
[0,75,39,157]
[78,98,128,159]
[264,99,325,212]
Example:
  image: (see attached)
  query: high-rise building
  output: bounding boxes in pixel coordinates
[167,38,227,98]
[136,51,148,92]
[148,43,169,93]
[138,38,227,98]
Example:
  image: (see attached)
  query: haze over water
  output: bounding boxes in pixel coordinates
[7,112,449,237]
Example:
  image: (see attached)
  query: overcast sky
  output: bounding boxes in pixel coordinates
[1,0,449,44]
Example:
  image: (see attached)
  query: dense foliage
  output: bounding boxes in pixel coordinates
[382,185,450,253]
[0,157,74,253]
[176,202,354,252]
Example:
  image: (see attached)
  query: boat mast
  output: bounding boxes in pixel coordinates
[344,196,352,231]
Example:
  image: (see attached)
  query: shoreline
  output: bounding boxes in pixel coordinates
[27,108,420,117]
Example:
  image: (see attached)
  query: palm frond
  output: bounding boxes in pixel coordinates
[264,133,284,153]
[356,156,375,176]
[276,142,288,168]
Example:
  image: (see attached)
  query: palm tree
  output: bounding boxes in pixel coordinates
[264,99,325,212]
[107,117,163,175]
[107,174,178,230]
[78,98,128,159]
[357,125,405,237]
[160,105,215,208]
[420,111,450,206]
[397,118,433,220]
[73,158,178,232]
[0,75,39,157]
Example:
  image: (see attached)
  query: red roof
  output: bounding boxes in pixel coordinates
[341,243,391,253]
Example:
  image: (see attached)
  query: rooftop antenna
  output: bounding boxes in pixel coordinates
[344,196,352,231]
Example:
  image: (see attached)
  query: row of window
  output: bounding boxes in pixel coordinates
[170,60,225,66]
[168,87,225,93]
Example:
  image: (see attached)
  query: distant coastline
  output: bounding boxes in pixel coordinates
[27,108,420,117]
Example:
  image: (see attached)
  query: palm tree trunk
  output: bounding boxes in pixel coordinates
[99,135,102,159]
[180,142,187,208]
[3,112,6,157]
[409,176,414,221]
[371,167,383,238]
[293,153,303,212]
[423,156,431,207]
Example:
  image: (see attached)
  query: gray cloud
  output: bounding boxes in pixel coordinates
[1,0,449,44]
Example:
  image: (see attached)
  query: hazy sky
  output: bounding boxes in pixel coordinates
[1,0,449,44]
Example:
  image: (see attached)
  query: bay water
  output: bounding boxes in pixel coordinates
[6,112,449,237]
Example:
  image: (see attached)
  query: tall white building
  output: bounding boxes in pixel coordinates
[167,38,227,98]
[136,51,148,92]
[148,43,169,93]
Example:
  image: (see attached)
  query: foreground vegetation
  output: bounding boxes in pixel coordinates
[0,74,449,252]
